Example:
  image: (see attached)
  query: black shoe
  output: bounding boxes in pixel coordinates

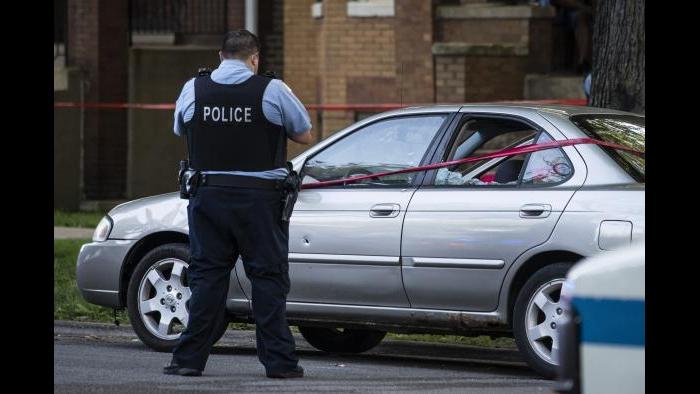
[266,365,304,379]
[163,362,202,376]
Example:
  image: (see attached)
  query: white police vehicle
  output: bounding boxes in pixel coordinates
[556,243,645,393]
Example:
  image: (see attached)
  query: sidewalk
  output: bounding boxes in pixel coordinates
[54,227,94,240]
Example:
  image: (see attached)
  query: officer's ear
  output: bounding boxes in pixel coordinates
[251,52,260,73]
[218,51,224,63]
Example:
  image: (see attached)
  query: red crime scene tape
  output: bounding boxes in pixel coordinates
[300,138,644,190]
[56,99,627,190]
[53,99,587,111]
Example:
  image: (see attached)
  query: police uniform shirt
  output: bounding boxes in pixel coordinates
[174,59,312,179]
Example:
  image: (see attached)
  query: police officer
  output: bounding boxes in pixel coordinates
[164,29,312,378]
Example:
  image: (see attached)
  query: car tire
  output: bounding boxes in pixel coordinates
[513,263,572,379]
[298,326,386,354]
[126,243,229,352]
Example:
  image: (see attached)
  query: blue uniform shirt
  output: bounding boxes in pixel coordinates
[174,59,312,179]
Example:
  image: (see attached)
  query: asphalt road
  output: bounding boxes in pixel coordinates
[54,321,555,393]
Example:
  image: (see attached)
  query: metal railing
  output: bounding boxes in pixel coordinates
[129,0,227,36]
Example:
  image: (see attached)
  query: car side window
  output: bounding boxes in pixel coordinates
[521,133,574,185]
[434,117,537,186]
[463,154,529,186]
[302,115,446,187]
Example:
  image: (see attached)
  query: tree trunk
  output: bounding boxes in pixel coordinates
[590,0,645,114]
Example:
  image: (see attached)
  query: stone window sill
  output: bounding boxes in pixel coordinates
[312,1,395,19]
[432,42,529,57]
[437,4,555,19]
[347,0,394,18]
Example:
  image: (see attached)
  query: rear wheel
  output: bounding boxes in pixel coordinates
[298,326,386,354]
[126,243,229,352]
[512,263,571,378]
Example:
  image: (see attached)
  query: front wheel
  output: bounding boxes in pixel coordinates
[126,243,229,352]
[512,263,571,378]
[298,326,386,354]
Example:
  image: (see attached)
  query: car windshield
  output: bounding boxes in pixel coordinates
[570,114,645,182]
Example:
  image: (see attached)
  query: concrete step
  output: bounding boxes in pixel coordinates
[524,74,587,100]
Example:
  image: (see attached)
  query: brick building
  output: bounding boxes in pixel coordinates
[54,0,584,210]
[285,0,583,140]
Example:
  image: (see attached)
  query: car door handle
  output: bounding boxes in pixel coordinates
[520,204,552,218]
[370,203,400,218]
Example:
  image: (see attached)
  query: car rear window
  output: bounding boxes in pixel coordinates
[570,115,645,182]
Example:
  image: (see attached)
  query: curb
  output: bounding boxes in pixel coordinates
[54,320,527,369]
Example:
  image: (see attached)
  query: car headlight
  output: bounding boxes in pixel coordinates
[92,216,113,242]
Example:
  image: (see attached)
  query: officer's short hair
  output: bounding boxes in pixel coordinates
[221,30,260,60]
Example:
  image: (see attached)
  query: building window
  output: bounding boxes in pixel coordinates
[312,0,323,19]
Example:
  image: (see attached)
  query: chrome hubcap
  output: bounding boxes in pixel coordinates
[137,258,191,340]
[525,279,564,365]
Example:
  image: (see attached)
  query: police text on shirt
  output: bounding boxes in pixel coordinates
[203,106,252,123]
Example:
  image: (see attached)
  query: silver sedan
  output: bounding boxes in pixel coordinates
[76,104,645,378]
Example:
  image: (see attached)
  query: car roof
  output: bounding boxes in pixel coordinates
[294,103,644,165]
[386,103,643,118]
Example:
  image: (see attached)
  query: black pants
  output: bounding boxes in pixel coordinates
[172,185,299,374]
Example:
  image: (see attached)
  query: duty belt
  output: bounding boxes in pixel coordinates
[199,174,282,190]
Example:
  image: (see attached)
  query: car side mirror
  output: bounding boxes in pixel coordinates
[297,158,312,185]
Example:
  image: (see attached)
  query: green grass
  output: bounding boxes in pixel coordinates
[386,333,515,348]
[55,239,514,348]
[54,210,106,228]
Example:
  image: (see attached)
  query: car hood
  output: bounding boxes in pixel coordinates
[108,192,188,239]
